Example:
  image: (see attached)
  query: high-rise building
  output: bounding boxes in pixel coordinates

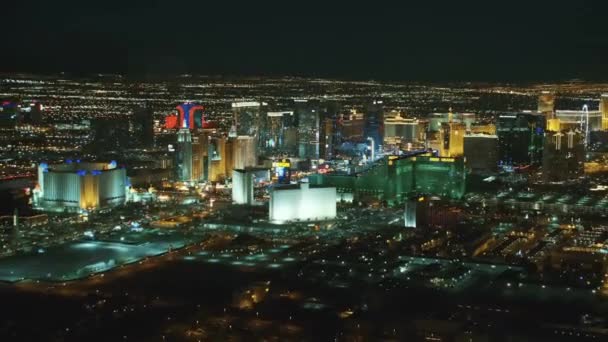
[384,114,418,145]
[320,117,335,159]
[413,156,466,198]
[601,94,608,130]
[546,118,562,132]
[538,91,555,116]
[319,102,340,160]
[428,112,476,132]
[283,127,299,156]
[232,101,267,137]
[91,118,131,153]
[555,109,602,132]
[496,113,545,166]
[33,161,127,212]
[260,111,295,156]
[439,122,465,157]
[464,134,498,174]
[309,154,466,205]
[295,99,321,159]
[417,120,429,143]
[470,123,496,135]
[415,197,464,229]
[131,105,154,148]
[233,136,258,170]
[427,130,442,152]
[206,136,227,182]
[340,111,365,141]
[269,182,336,223]
[225,138,236,175]
[232,169,255,205]
[364,100,384,152]
[175,121,193,182]
[542,130,585,182]
[191,134,205,181]
[198,134,257,182]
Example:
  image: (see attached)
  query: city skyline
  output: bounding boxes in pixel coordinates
[1,73,608,340]
[4,2,608,340]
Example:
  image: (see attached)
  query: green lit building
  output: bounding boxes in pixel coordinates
[308,155,465,205]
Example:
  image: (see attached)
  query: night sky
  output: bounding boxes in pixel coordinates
[3,1,608,81]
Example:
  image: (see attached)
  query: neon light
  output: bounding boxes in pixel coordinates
[176,102,205,129]
[165,115,178,129]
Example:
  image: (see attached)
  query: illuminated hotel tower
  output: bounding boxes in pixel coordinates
[538,91,555,116]
[295,100,321,159]
[601,94,608,130]
[176,119,193,182]
[438,109,465,157]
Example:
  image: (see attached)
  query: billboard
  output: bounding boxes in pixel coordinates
[273,159,291,184]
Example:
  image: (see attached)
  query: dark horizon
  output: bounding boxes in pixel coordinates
[3,1,608,82]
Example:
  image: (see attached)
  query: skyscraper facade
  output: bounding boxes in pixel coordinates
[319,102,340,160]
[34,161,127,212]
[191,134,205,181]
[439,122,465,157]
[364,100,384,152]
[175,123,193,182]
[428,112,476,132]
[464,134,498,174]
[206,136,226,182]
[232,136,258,170]
[232,169,255,205]
[232,101,266,137]
[538,91,555,116]
[340,112,365,141]
[601,94,608,130]
[497,113,545,166]
[259,111,295,156]
[295,99,321,159]
[555,110,602,132]
[91,118,130,153]
[542,130,585,182]
[308,154,466,205]
[269,183,337,222]
[131,105,154,148]
[384,114,418,145]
